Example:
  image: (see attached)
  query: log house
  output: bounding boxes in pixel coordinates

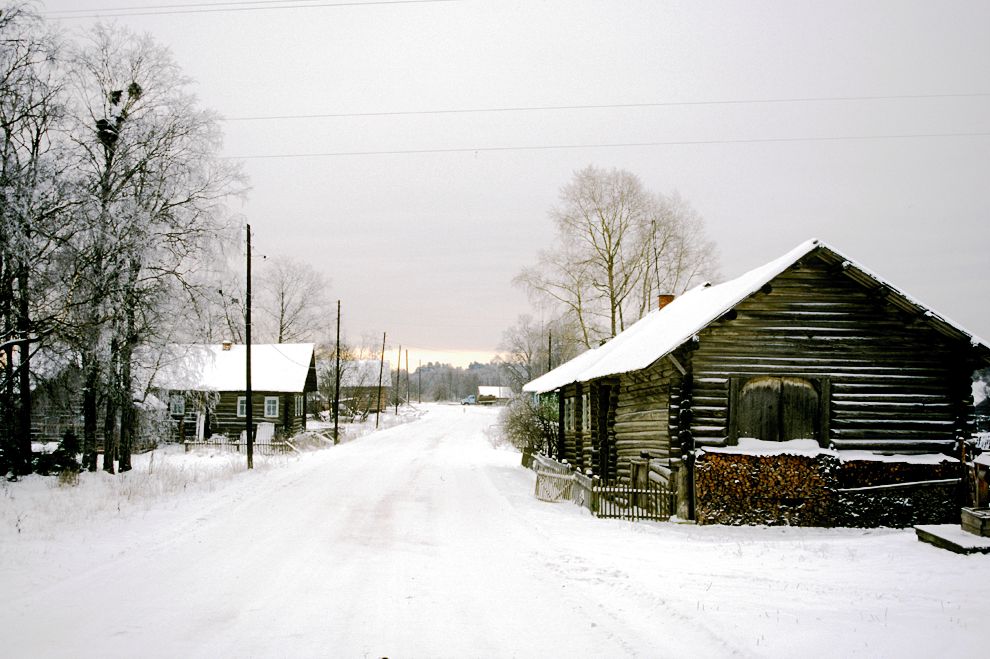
[155,343,318,441]
[525,239,990,526]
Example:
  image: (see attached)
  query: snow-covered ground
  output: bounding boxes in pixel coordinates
[1,404,986,658]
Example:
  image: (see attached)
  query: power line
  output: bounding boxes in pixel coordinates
[46,0,458,19]
[222,92,990,122]
[224,131,990,160]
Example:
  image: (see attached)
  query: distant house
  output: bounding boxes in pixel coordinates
[154,342,318,441]
[324,359,391,414]
[524,239,990,527]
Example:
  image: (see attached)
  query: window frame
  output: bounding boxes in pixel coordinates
[581,392,590,432]
[295,394,304,417]
[169,394,185,416]
[236,396,246,418]
[264,396,279,418]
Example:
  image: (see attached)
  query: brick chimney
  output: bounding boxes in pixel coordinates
[658,294,675,310]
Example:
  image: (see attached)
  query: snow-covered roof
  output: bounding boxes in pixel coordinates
[154,343,315,393]
[524,238,990,394]
[479,386,513,398]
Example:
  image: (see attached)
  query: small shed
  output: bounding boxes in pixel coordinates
[154,343,318,441]
[524,239,990,527]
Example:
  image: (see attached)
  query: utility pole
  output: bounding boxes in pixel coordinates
[376,332,386,429]
[548,330,552,372]
[333,299,341,445]
[245,224,254,469]
[394,344,401,414]
[405,349,410,405]
[418,359,422,404]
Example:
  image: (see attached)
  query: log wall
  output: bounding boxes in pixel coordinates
[611,359,681,482]
[171,390,306,440]
[690,257,969,453]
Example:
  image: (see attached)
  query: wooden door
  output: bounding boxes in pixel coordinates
[736,376,819,442]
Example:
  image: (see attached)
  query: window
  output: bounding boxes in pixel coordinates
[264,396,279,418]
[237,396,246,417]
[295,394,304,416]
[581,393,590,431]
[564,396,576,432]
[169,395,185,416]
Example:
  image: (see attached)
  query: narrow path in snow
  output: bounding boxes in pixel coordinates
[0,405,711,658]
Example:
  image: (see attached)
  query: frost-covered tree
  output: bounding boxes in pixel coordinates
[497,313,583,390]
[517,165,718,348]
[64,23,244,471]
[0,2,69,476]
[255,254,331,344]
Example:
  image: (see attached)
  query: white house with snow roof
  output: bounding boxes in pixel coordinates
[524,239,990,527]
[154,342,318,441]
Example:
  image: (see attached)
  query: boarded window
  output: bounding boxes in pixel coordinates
[734,376,821,442]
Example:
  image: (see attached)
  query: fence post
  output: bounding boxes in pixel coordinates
[591,474,601,516]
[630,458,648,509]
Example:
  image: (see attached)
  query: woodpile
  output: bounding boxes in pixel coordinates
[695,450,962,527]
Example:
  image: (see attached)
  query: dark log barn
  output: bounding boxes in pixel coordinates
[155,343,318,441]
[525,239,990,527]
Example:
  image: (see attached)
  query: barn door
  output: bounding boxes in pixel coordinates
[736,376,819,442]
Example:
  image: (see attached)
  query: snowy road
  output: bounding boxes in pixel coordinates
[2,404,987,658]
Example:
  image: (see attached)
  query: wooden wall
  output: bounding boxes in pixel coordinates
[171,390,306,440]
[612,358,680,482]
[688,256,970,454]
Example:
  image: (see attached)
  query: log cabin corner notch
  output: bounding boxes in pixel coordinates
[523,238,990,527]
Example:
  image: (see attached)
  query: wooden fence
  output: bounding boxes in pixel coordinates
[594,479,672,522]
[530,454,673,522]
[183,438,297,456]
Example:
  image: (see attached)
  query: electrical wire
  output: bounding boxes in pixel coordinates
[221,93,990,122]
[223,130,990,160]
[45,0,458,19]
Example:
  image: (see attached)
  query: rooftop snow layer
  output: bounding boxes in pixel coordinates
[524,238,990,393]
[154,343,315,393]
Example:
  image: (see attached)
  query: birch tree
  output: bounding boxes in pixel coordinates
[66,23,244,472]
[517,165,718,347]
[256,255,331,344]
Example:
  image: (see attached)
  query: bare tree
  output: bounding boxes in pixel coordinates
[517,165,718,346]
[497,313,582,390]
[255,255,331,344]
[553,166,648,338]
[515,244,600,349]
[633,191,719,318]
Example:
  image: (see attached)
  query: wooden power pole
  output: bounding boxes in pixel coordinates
[245,224,254,469]
[394,344,401,414]
[333,299,341,445]
[376,332,386,429]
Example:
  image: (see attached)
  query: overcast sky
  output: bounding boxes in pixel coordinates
[42,0,990,367]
